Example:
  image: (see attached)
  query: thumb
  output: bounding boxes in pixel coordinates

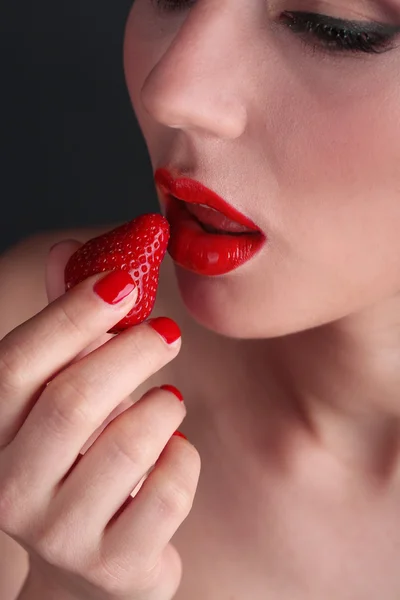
[45,239,83,304]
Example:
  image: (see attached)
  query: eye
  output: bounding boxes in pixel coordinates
[152,1,400,56]
[280,11,400,55]
[153,0,194,12]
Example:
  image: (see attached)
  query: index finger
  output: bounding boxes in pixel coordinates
[0,269,138,446]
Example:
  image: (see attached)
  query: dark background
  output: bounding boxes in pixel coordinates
[0,0,157,253]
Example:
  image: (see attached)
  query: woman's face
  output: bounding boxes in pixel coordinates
[123,0,400,339]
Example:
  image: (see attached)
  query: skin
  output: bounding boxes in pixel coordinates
[126,1,400,594]
[124,0,400,472]
[2,0,400,598]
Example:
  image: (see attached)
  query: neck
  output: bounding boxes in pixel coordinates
[204,296,400,484]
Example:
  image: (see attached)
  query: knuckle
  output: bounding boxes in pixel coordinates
[35,526,67,567]
[108,424,153,471]
[183,444,202,477]
[34,519,83,569]
[154,471,194,520]
[0,336,30,394]
[43,376,94,436]
[89,555,134,596]
[53,302,88,343]
[0,470,22,534]
[33,511,92,571]
[92,551,161,597]
[154,446,201,519]
[127,560,164,596]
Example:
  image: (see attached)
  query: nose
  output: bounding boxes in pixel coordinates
[140,5,248,140]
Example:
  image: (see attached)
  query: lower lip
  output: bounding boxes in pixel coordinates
[165,198,267,276]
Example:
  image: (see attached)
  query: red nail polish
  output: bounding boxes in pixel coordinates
[93,270,136,305]
[173,430,188,440]
[160,384,184,402]
[148,317,181,345]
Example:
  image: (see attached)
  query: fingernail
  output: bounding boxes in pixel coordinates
[173,430,188,440]
[148,317,181,345]
[49,241,61,253]
[160,384,184,402]
[93,270,137,305]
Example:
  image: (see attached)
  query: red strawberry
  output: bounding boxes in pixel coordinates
[64,213,170,334]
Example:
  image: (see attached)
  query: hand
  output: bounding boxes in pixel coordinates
[0,240,201,600]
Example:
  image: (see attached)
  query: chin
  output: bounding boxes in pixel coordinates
[172,263,311,340]
[171,260,381,340]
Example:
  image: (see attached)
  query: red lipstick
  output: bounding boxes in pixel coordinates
[154,168,267,276]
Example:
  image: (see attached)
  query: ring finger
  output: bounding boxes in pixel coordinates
[51,386,186,537]
[8,319,181,491]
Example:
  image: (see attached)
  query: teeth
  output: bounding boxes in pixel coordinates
[198,203,218,212]
[177,197,257,235]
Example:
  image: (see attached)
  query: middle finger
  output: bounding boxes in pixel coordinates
[8,318,181,491]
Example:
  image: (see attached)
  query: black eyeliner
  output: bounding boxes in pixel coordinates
[153,1,400,55]
[282,11,400,38]
[280,10,400,54]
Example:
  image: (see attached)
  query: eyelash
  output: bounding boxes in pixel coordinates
[153,1,400,55]
[280,11,400,55]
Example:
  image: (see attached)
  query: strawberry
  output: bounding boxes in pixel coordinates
[64,213,170,334]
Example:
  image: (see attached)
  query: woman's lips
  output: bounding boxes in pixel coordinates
[154,167,267,276]
[184,202,256,234]
[154,167,262,231]
[164,196,266,276]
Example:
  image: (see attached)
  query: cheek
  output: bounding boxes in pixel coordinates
[257,52,400,192]
[232,62,400,335]
[122,8,400,334]
[264,61,400,270]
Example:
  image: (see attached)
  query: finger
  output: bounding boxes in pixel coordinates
[99,544,184,600]
[45,240,82,303]
[79,394,134,456]
[52,386,186,537]
[0,241,81,447]
[9,318,182,489]
[46,240,114,364]
[0,269,138,447]
[102,434,200,573]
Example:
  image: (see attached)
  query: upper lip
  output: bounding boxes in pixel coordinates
[154,167,262,232]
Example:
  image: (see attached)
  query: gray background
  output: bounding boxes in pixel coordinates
[1,0,157,253]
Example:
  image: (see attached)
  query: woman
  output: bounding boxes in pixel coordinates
[1,1,400,598]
